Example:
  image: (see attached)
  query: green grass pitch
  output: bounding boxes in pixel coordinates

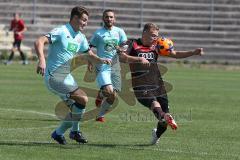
[0,62,239,160]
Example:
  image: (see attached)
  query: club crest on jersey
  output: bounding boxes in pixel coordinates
[113,32,119,39]
[76,37,81,43]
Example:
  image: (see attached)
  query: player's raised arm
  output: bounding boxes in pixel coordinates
[168,48,204,58]
[34,36,49,76]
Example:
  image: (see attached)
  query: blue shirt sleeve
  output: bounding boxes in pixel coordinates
[119,28,127,45]
[45,27,62,44]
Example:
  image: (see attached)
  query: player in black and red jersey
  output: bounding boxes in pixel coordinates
[124,23,203,145]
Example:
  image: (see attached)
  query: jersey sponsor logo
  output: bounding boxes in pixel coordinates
[138,52,155,60]
[104,39,118,53]
[67,42,78,53]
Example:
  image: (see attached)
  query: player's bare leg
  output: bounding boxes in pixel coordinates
[52,89,88,144]
[68,89,88,143]
[96,85,116,122]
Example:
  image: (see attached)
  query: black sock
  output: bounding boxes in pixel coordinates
[156,121,167,138]
[8,51,14,61]
[19,50,26,61]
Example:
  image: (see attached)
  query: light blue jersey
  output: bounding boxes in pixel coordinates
[90,26,127,90]
[45,23,89,77]
[90,26,127,71]
[44,23,89,100]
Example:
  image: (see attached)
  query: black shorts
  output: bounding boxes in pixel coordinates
[137,96,169,113]
[13,40,22,48]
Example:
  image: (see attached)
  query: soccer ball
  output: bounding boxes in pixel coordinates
[155,37,174,56]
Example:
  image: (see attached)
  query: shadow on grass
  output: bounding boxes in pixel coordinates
[0,141,81,149]
[86,143,152,148]
[0,140,152,149]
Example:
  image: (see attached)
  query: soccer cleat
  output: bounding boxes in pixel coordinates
[151,128,160,145]
[4,61,12,65]
[96,116,105,122]
[51,130,67,145]
[22,60,29,65]
[164,113,178,130]
[69,131,88,144]
[95,91,103,108]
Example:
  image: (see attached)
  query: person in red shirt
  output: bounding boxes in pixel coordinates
[5,13,28,65]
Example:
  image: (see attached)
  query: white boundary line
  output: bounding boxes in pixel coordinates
[0,108,57,118]
[0,108,58,131]
[1,125,57,131]
[125,146,239,158]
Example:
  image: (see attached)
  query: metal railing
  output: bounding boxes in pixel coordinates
[31,0,216,31]
[209,0,215,31]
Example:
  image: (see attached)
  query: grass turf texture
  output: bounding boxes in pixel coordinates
[0,62,239,160]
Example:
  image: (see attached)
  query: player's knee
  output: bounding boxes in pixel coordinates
[71,94,88,105]
[152,107,163,120]
[109,91,117,102]
[102,89,114,98]
[77,95,88,105]
[70,89,88,105]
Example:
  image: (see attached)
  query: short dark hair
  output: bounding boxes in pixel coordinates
[70,6,89,20]
[143,23,159,32]
[103,9,115,17]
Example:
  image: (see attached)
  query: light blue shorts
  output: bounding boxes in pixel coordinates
[96,69,121,92]
[45,71,78,101]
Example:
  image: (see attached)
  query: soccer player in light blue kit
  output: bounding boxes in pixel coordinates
[89,9,149,122]
[35,6,111,145]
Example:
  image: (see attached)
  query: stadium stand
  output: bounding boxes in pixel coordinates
[0,0,239,63]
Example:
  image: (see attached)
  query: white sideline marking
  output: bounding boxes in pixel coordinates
[0,108,56,118]
[1,125,56,131]
[125,146,239,158]
[0,108,58,131]
[0,140,52,144]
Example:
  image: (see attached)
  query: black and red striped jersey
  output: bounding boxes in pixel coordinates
[127,39,167,99]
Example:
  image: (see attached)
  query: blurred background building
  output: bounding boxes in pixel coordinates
[0,0,239,63]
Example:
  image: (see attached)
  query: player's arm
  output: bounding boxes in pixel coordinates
[167,48,204,58]
[119,52,149,65]
[86,43,96,72]
[83,49,112,65]
[117,40,149,65]
[34,36,49,76]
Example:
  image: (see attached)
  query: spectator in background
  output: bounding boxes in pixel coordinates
[5,13,28,65]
